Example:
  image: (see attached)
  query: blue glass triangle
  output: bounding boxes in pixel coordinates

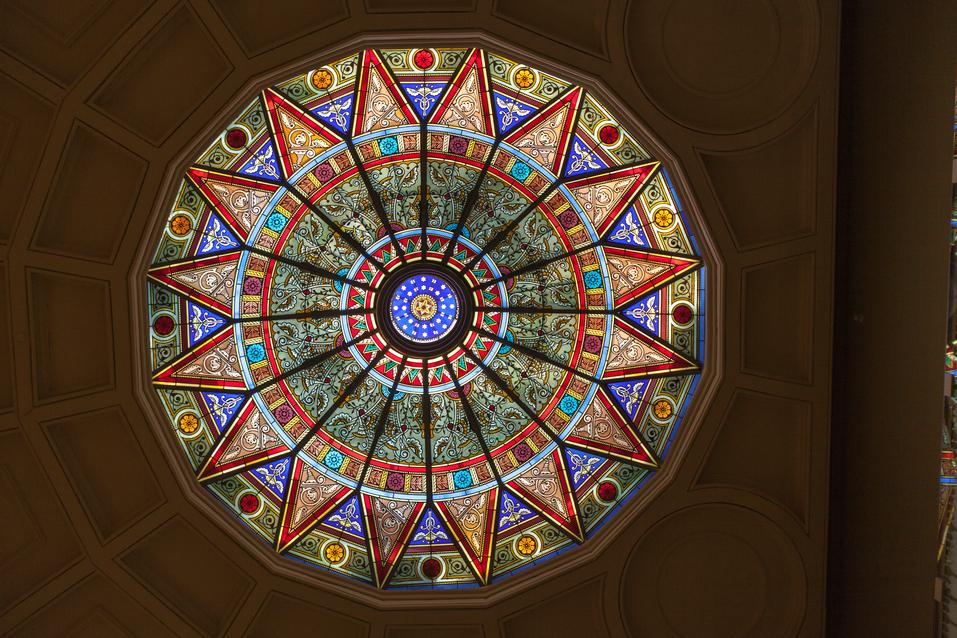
[310,94,353,135]
[409,507,452,546]
[564,447,606,489]
[498,490,537,531]
[606,380,650,421]
[250,457,290,498]
[401,82,446,118]
[199,391,245,434]
[564,135,609,178]
[621,290,662,336]
[604,205,650,248]
[492,90,537,134]
[184,301,227,348]
[238,138,281,181]
[322,495,364,537]
[196,213,240,256]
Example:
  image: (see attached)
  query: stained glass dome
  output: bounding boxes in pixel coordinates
[147,46,705,589]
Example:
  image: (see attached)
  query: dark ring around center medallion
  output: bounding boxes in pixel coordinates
[376,264,472,356]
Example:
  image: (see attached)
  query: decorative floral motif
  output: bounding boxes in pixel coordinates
[325,542,345,563]
[239,493,260,513]
[653,208,675,228]
[653,399,673,419]
[514,67,534,89]
[311,68,333,90]
[178,413,199,433]
[170,214,192,236]
[517,535,537,555]
[413,49,435,70]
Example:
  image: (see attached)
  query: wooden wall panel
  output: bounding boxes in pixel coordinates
[89,4,232,145]
[43,406,165,541]
[31,121,146,263]
[27,269,114,402]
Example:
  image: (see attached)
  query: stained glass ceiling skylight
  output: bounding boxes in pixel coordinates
[147,46,705,589]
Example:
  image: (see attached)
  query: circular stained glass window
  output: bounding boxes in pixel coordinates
[147,46,705,589]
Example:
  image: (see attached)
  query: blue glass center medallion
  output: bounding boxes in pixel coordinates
[388,273,461,344]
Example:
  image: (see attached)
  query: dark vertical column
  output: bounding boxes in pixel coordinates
[830,2,957,635]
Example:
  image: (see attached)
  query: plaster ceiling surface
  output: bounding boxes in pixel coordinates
[0,1,838,636]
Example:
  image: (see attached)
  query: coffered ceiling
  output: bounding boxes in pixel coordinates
[0,0,845,635]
